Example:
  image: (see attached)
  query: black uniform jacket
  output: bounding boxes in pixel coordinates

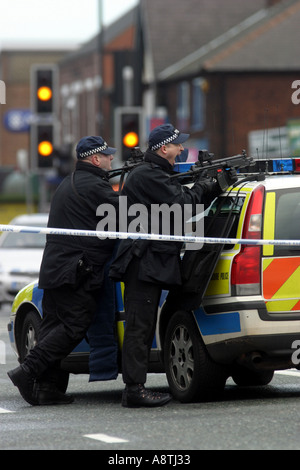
[39,160,119,291]
[109,150,221,287]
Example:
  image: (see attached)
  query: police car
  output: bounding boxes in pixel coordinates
[7,157,300,402]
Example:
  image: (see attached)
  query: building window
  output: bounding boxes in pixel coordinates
[191,77,206,131]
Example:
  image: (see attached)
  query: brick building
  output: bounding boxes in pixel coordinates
[58,7,141,155]
[1,0,300,172]
[58,0,300,162]
[141,0,300,158]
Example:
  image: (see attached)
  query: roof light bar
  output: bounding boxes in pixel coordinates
[173,157,300,175]
[247,157,300,174]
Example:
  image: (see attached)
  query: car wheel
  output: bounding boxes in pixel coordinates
[232,367,274,386]
[164,311,227,402]
[19,310,41,363]
[19,310,69,393]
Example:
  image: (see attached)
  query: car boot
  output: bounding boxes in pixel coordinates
[7,365,38,406]
[122,384,172,408]
[33,382,74,405]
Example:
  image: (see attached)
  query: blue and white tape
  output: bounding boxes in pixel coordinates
[1,224,300,247]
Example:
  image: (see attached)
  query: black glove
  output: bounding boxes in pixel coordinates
[217,168,238,192]
[195,169,212,182]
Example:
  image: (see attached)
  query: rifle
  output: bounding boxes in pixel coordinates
[107,147,144,180]
[171,149,255,181]
[107,147,144,192]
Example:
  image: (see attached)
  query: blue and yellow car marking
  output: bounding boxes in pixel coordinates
[194,308,241,336]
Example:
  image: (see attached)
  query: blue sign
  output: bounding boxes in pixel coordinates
[3,109,32,132]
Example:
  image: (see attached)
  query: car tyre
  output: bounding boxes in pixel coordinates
[19,310,69,393]
[231,367,274,386]
[164,311,227,402]
[19,310,41,363]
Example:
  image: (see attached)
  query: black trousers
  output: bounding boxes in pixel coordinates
[122,257,162,385]
[23,283,99,382]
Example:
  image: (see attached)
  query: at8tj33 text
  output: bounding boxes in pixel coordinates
[150,455,191,466]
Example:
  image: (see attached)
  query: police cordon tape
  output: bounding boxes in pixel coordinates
[1,223,300,247]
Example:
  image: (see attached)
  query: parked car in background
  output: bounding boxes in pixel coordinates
[0,213,48,306]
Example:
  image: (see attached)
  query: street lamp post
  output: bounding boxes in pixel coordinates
[98,0,104,135]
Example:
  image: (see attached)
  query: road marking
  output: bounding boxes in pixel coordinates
[0,407,14,414]
[84,433,128,444]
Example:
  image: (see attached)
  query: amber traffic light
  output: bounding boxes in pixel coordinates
[37,86,52,103]
[31,65,58,169]
[120,112,141,161]
[38,140,53,157]
[32,66,56,114]
[123,131,139,148]
[37,124,54,168]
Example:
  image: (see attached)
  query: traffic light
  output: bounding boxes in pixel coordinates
[30,65,58,170]
[115,107,143,161]
[31,65,57,114]
[121,112,140,161]
[37,124,54,168]
[31,123,55,168]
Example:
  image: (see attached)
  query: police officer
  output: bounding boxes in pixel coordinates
[110,123,237,407]
[8,136,119,405]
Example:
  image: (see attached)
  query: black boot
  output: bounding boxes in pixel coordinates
[33,382,74,405]
[7,365,38,406]
[122,384,172,408]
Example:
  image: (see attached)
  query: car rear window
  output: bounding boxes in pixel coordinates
[204,195,245,250]
[274,188,300,256]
